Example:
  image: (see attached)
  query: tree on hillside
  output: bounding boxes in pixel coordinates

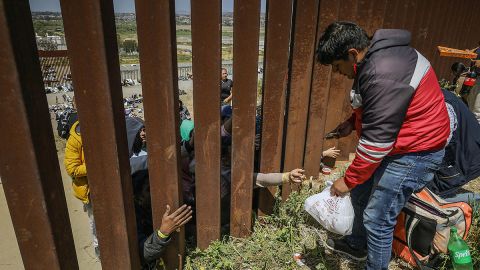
[37,39,58,51]
[123,39,138,53]
[117,34,123,51]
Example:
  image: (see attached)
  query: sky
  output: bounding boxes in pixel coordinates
[29,0,265,14]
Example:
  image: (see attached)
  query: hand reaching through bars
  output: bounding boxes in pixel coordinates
[158,204,193,237]
[323,147,341,159]
[289,168,306,183]
[326,119,354,139]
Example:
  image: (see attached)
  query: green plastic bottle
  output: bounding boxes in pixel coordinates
[448,227,473,270]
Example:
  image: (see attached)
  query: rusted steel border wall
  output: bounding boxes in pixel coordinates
[1,1,479,268]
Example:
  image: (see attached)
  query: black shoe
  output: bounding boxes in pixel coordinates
[325,237,367,262]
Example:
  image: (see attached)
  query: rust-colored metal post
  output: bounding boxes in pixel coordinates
[230,0,261,238]
[190,0,222,249]
[334,0,357,162]
[38,50,69,57]
[0,1,78,269]
[258,0,294,216]
[282,0,320,199]
[135,0,184,268]
[59,0,140,268]
[303,0,340,176]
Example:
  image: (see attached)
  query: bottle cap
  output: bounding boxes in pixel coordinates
[451,226,457,233]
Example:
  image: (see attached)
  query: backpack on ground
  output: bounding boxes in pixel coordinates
[56,109,78,139]
[393,187,472,269]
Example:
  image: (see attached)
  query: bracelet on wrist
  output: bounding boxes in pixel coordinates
[282,172,291,183]
[157,230,169,239]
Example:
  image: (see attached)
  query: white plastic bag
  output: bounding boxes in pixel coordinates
[304,181,354,235]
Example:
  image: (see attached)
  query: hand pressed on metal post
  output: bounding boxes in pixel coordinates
[330,177,352,197]
[158,204,193,236]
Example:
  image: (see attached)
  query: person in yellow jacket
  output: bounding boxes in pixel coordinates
[64,120,99,258]
[64,120,89,203]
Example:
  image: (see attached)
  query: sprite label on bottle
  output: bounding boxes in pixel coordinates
[452,249,472,265]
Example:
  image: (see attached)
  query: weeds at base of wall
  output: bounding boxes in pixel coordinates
[438,199,480,270]
[183,168,349,270]
[184,168,480,270]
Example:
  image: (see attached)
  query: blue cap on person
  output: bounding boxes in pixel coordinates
[221,105,232,119]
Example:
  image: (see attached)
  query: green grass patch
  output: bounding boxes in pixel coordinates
[438,200,480,270]
[115,20,137,35]
[468,201,480,269]
[184,169,351,270]
[177,54,192,63]
[222,31,233,38]
[176,29,192,36]
[185,166,480,270]
[32,19,64,36]
[119,54,139,65]
[185,187,329,270]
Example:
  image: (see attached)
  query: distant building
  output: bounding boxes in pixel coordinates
[176,15,191,25]
[46,35,65,45]
[36,33,67,50]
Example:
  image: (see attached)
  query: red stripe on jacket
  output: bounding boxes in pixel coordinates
[344,67,450,188]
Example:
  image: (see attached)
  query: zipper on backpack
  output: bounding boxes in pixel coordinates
[409,197,449,218]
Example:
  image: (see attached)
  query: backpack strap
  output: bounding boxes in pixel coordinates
[406,217,438,270]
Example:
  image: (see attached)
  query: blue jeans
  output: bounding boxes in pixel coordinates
[345,149,445,270]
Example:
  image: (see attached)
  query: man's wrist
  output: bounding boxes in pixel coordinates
[282,172,291,183]
[343,175,357,189]
[157,229,170,239]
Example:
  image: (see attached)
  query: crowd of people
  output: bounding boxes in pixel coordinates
[61,21,480,269]
[62,66,341,269]
[448,48,480,124]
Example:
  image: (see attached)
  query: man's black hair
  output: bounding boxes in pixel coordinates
[316,21,370,65]
[451,62,466,75]
[132,130,144,155]
[451,62,467,85]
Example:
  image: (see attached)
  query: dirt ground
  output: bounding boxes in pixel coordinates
[0,126,102,270]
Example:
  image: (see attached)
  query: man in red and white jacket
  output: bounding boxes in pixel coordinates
[316,22,450,269]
